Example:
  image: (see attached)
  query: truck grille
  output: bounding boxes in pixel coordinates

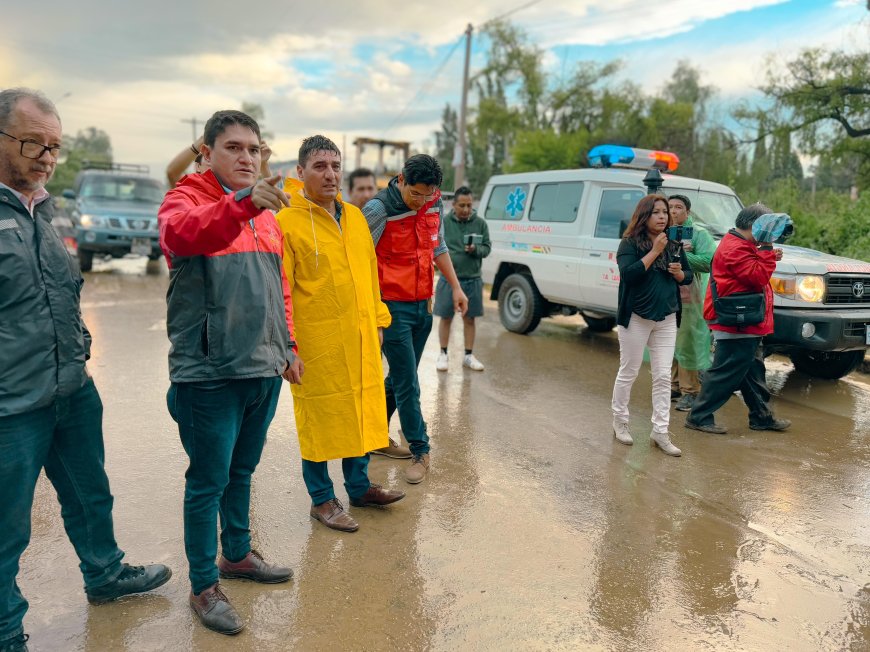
[106,217,153,230]
[825,275,870,305]
[845,320,869,338]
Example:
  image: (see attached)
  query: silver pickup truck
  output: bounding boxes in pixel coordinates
[480,147,870,380]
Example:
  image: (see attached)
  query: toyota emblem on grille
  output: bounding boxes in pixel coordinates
[853,281,865,298]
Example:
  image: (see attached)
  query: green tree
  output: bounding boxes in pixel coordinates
[433,104,458,190]
[46,127,113,195]
[757,48,870,188]
[241,101,274,142]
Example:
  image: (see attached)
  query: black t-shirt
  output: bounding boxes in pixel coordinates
[616,237,693,327]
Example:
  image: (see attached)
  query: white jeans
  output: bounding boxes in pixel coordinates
[612,313,678,434]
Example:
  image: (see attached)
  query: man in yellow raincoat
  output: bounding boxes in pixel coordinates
[669,194,715,412]
[277,135,405,533]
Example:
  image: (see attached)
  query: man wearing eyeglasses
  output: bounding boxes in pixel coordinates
[0,88,171,652]
[362,154,468,485]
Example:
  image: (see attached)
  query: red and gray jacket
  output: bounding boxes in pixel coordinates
[158,170,295,382]
[704,229,777,336]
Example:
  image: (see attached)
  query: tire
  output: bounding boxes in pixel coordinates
[582,314,616,332]
[497,273,545,334]
[78,249,94,272]
[789,349,864,380]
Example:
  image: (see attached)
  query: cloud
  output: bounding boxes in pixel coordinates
[1,0,861,182]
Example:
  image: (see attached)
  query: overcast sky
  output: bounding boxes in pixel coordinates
[3,0,867,182]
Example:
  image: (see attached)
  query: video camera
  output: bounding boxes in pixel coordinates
[666,225,693,243]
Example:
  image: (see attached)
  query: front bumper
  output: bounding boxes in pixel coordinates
[76,228,160,256]
[766,307,870,352]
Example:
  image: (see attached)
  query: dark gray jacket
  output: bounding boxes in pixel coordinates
[0,189,90,417]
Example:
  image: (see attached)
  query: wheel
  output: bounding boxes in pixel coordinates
[582,313,616,332]
[77,249,94,272]
[789,349,864,380]
[497,273,545,334]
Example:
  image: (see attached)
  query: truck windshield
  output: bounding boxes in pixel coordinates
[79,176,164,203]
[665,189,743,238]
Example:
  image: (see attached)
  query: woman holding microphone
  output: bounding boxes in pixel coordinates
[611,194,693,456]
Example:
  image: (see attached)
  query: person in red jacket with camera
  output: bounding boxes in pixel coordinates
[685,203,790,435]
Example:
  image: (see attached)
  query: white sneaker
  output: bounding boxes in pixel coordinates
[613,419,633,445]
[463,354,485,371]
[436,352,449,372]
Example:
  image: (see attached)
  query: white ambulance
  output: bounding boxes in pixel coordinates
[479,145,870,380]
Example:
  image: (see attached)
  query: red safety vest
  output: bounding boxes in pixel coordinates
[375,198,441,301]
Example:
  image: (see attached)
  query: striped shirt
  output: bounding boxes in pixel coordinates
[362,197,449,258]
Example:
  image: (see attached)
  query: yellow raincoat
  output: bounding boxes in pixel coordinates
[277,179,392,462]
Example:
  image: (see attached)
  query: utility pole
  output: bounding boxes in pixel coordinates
[454,23,473,190]
[181,117,201,142]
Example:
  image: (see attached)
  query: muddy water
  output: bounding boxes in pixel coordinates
[17,259,870,651]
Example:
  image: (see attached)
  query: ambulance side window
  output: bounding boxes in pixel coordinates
[595,189,645,238]
[529,182,583,223]
[484,184,529,221]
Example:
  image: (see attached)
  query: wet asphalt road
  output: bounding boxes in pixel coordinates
[18,256,870,651]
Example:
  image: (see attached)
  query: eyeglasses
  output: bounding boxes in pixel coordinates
[0,130,62,160]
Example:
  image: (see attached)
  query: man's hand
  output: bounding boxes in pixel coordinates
[282,355,304,384]
[452,286,469,316]
[260,140,273,178]
[251,174,290,212]
[464,244,476,254]
[774,248,784,261]
[378,327,383,347]
[682,240,693,253]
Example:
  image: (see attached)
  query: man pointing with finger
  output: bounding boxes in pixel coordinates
[158,109,300,636]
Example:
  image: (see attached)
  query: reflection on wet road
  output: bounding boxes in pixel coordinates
[19,258,870,651]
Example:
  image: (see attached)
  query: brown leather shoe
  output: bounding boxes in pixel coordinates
[218,550,292,584]
[350,483,406,507]
[405,454,430,484]
[310,498,359,532]
[189,583,244,635]
[370,438,413,459]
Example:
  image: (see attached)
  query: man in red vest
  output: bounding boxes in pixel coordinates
[363,155,468,484]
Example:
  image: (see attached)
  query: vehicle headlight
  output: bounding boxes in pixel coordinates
[770,274,825,303]
[770,274,796,298]
[79,214,104,228]
[796,275,825,302]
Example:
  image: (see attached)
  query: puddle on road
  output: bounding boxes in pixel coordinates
[16,277,870,651]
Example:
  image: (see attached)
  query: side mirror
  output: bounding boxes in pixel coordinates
[62,189,76,200]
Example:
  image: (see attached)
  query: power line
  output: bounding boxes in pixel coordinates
[480,0,546,29]
[384,34,465,134]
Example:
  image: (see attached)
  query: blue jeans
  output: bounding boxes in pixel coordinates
[0,378,124,643]
[382,300,432,457]
[167,377,281,595]
[301,456,370,506]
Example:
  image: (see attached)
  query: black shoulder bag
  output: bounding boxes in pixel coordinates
[709,268,766,328]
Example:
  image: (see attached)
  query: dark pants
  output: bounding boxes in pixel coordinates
[167,377,281,595]
[301,456,370,506]
[383,300,432,457]
[687,337,774,427]
[0,379,124,643]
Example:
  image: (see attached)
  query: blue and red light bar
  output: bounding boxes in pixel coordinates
[587,145,680,172]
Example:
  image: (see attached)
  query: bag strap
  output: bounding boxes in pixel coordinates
[709,249,721,301]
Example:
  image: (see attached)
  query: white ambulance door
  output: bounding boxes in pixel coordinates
[581,186,645,311]
[524,181,586,305]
